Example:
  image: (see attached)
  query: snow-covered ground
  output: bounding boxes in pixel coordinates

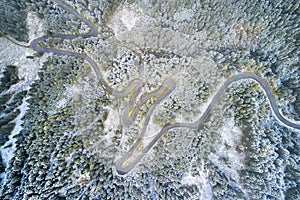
[209,117,249,198]
[180,159,213,200]
[0,12,47,185]
[27,11,46,43]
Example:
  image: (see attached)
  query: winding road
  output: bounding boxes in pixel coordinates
[30,0,300,175]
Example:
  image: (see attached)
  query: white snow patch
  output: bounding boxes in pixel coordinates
[181,160,213,200]
[117,132,130,152]
[120,8,139,31]
[143,119,161,142]
[1,98,28,162]
[108,5,154,41]
[0,97,28,184]
[174,8,195,23]
[209,117,245,181]
[48,84,77,115]
[220,117,243,149]
[208,117,249,197]
[27,11,46,42]
[102,106,122,147]
[181,173,203,187]
[103,106,120,133]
